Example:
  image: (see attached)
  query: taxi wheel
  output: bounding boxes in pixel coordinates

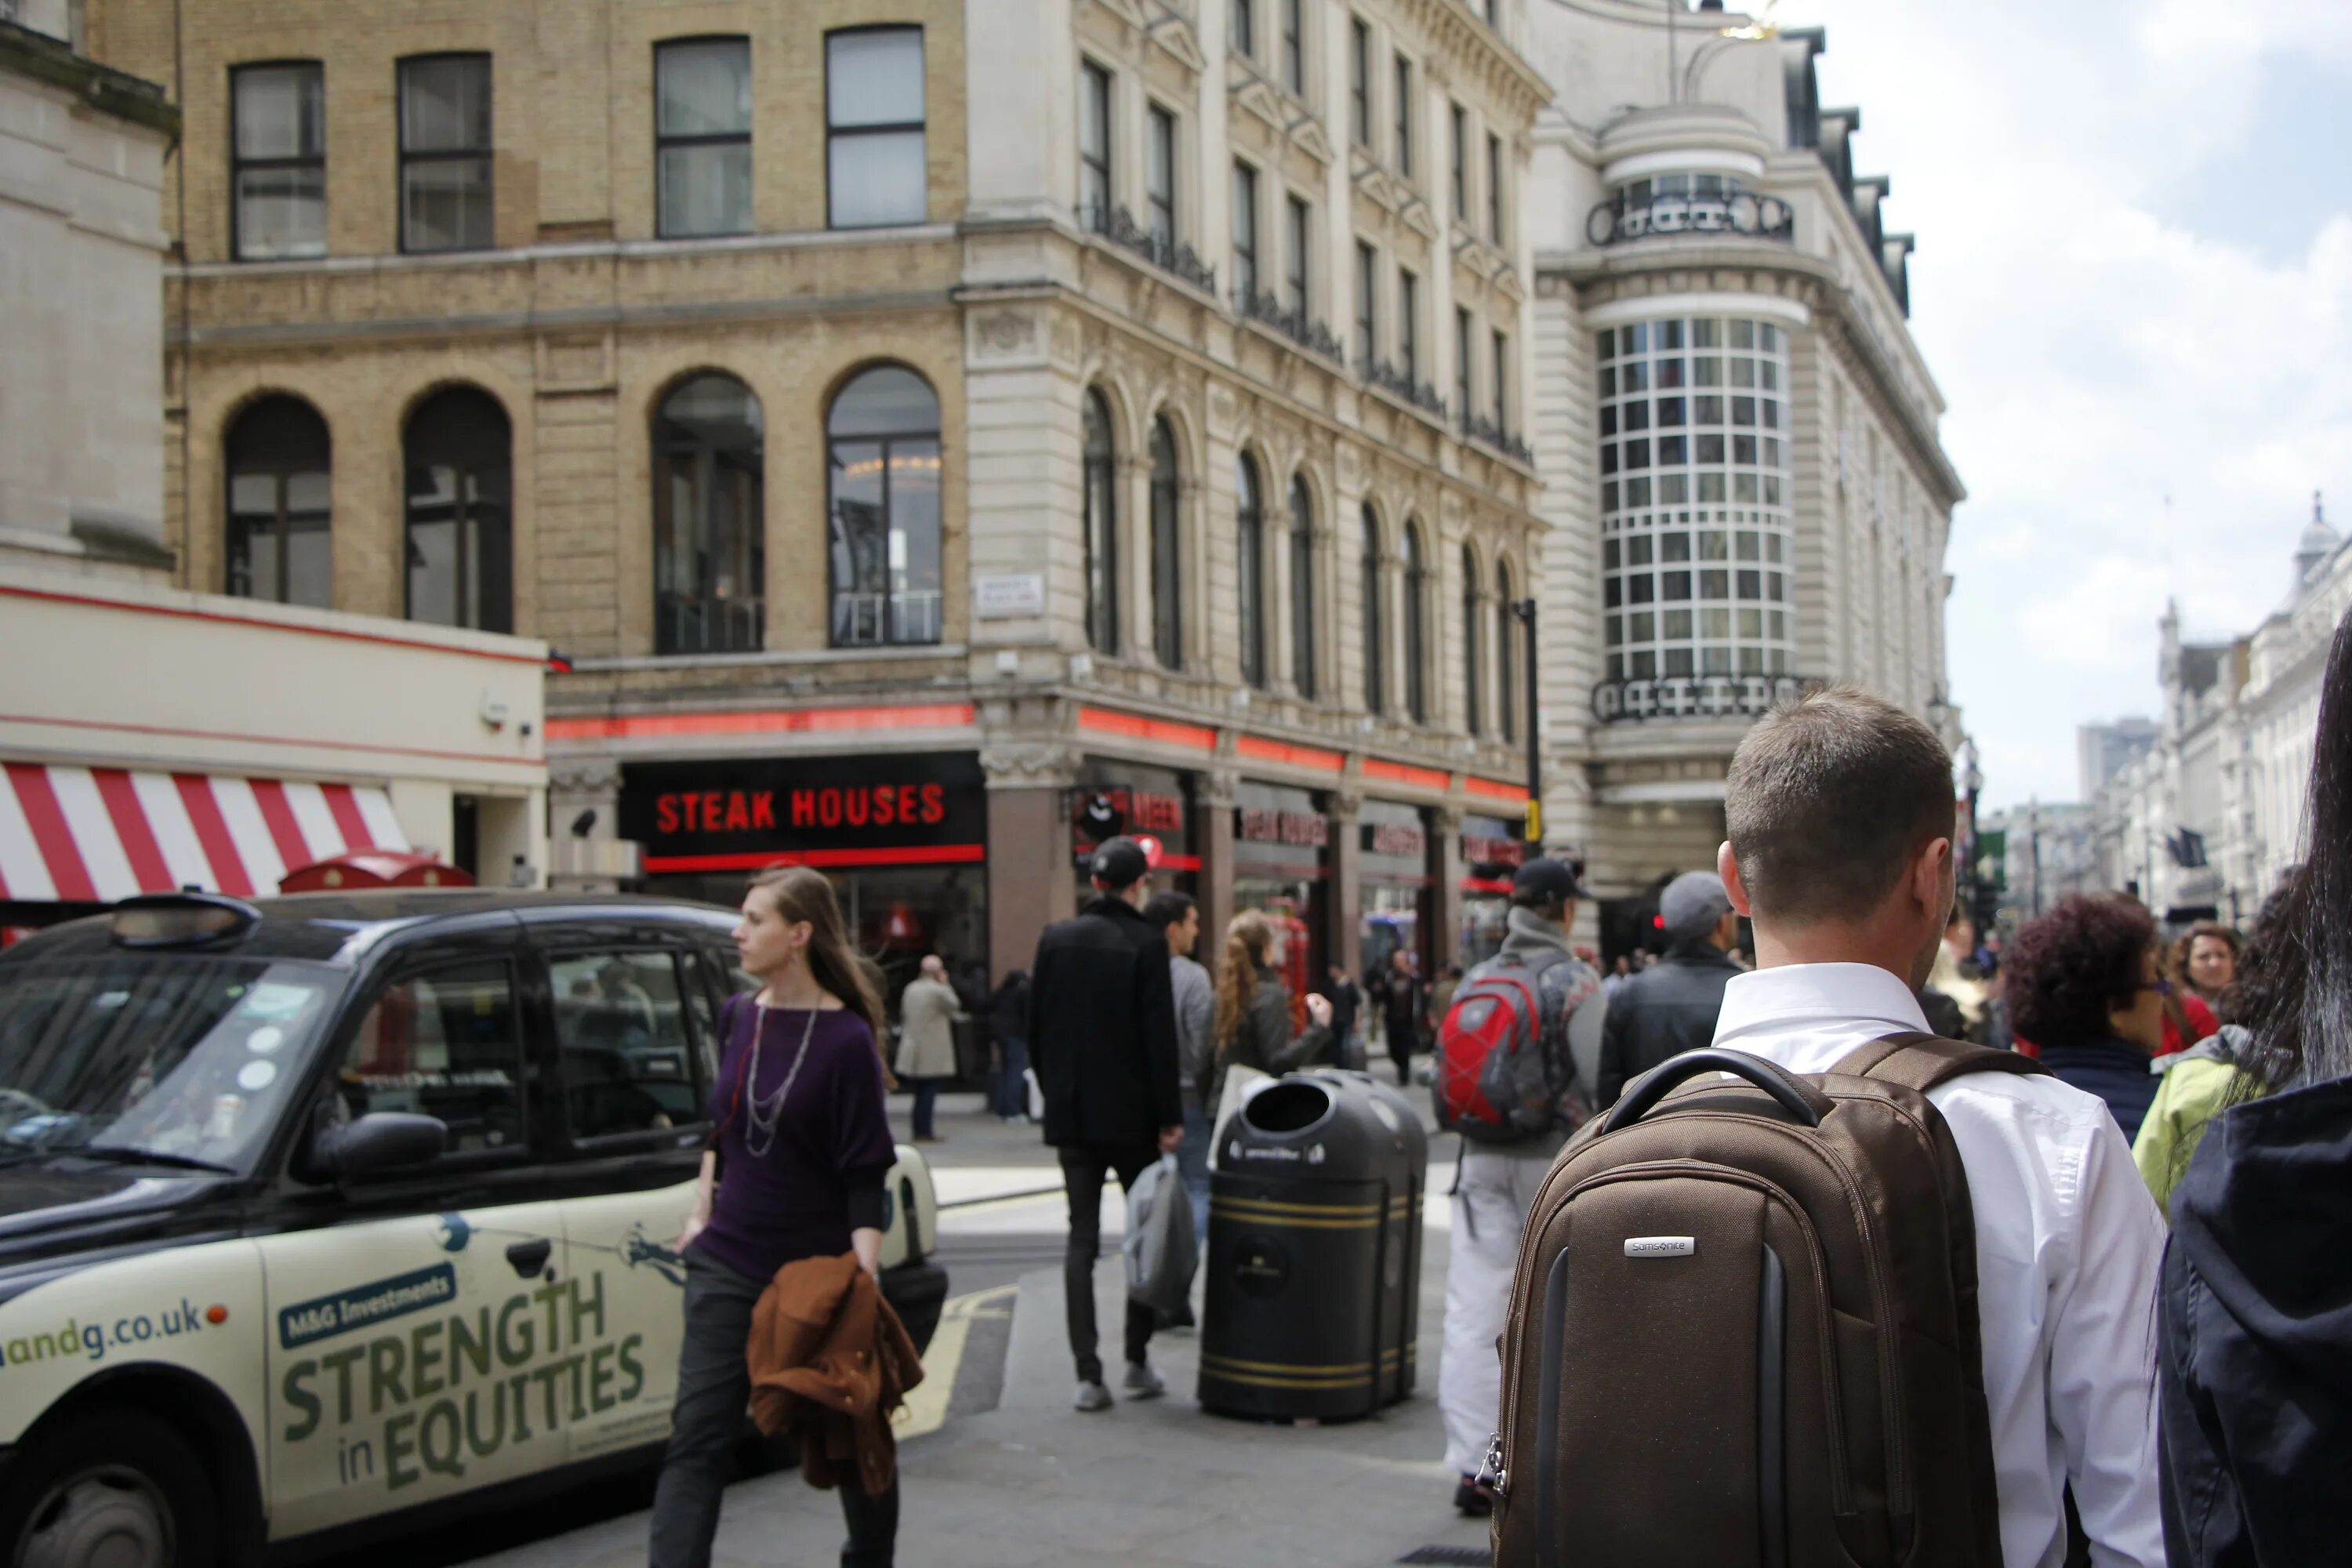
[1,1411,216,1568]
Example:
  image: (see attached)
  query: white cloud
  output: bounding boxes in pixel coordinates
[1773,0,2352,808]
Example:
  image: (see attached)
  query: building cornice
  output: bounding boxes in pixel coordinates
[0,19,179,140]
[1392,0,1556,127]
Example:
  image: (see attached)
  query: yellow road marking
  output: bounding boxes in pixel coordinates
[895,1284,1017,1440]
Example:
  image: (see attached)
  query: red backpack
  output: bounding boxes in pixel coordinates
[1436,949,1574,1144]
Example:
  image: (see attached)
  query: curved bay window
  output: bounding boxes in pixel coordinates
[1599,316,1795,682]
[1082,390,1118,654]
[1360,505,1385,714]
[1288,474,1316,699]
[1497,558,1518,743]
[404,387,511,633]
[1236,452,1266,688]
[1461,543,1482,735]
[1150,417,1182,669]
[654,373,764,655]
[829,365,942,647]
[225,394,332,608]
[1403,521,1428,723]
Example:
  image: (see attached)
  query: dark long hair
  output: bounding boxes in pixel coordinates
[2235,612,2352,1091]
[747,865,887,1051]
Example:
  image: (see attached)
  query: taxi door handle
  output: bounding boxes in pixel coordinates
[506,1238,553,1279]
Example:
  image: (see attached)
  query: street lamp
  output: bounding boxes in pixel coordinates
[1512,597,1540,851]
[1959,737,1984,928]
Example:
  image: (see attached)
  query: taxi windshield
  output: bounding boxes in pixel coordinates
[0,951,343,1174]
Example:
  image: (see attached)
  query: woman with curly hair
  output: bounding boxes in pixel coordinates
[2167,920,2241,1013]
[2134,887,2285,1211]
[1208,911,1332,1112]
[2002,894,2167,1142]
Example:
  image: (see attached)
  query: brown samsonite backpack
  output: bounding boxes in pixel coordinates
[1484,1034,2045,1568]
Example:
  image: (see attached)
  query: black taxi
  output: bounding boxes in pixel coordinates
[0,891,945,1568]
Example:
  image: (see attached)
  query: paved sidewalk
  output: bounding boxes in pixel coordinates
[474,1218,1486,1568]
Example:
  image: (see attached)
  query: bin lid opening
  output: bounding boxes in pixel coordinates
[1242,1080,1334,1135]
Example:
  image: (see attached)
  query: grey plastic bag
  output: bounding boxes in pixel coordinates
[1123,1153,1197,1317]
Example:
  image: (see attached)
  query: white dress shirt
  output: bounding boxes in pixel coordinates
[1711,962,2167,1568]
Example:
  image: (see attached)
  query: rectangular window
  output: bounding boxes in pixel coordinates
[1349,18,1371,147]
[1285,195,1310,314]
[1232,0,1254,59]
[1454,307,1473,418]
[1232,162,1260,300]
[656,38,752,238]
[398,56,492,254]
[1146,103,1176,247]
[343,962,525,1161]
[1398,267,1419,381]
[1080,61,1112,231]
[1392,53,1413,176]
[1450,103,1468,220]
[827,27,926,229]
[232,62,326,260]
[1282,0,1305,96]
[1355,240,1377,366]
[550,950,705,1139]
[1492,328,1508,423]
[1486,132,1504,241]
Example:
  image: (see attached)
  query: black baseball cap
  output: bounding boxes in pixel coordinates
[1089,835,1152,889]
[1512,855,1593,904]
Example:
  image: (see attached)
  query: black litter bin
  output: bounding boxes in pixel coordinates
[1199,1068,1428,1420]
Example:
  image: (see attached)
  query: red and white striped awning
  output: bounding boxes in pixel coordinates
[0,764,409,905]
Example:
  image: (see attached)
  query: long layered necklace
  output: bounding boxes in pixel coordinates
[742,1000,818,1160]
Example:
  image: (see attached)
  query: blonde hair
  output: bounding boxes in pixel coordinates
[746,865,887,1054]
[1214,911,1275,1058]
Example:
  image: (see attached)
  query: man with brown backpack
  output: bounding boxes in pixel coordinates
[1483,689,2165,1566]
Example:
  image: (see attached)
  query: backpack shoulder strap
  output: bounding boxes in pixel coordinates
[1831,1030,2049,1093]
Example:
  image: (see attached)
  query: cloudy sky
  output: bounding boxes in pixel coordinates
[1766,0,2352,810]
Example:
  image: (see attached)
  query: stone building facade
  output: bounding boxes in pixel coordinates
[87,0,1551,993]
[1518,5,1962,953]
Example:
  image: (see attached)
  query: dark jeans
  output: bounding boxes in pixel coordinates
[650,1252,900,1568]
[1059,1143,1159,1385]
[1387,1015,1418,1086]
[995,1036,1029,1118]
[909,1077,940,1138]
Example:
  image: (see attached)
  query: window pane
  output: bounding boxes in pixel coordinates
[659,41,750,136]
[552,952,699,1136]
[401,56,490,153]
[402,158,493,251]
[659,143,752,236]
[236,167,326,260]
[826,29,923,127]
[340,964,523,1156]
[234,64,322,159]
[1147,107,1175,241]
[829,365,938,437]
[829,439,887,642]
[889,438,942,644]
[830,129,927,227]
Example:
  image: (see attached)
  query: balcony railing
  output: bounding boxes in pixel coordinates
[1079,203,1218,295]
[831,589,943,648]
[1460,411,1533,465]
[1235,287,1346,363]
[1364,358,1448,419]
[1592,673,1823,724]
[1585,187,1795,249]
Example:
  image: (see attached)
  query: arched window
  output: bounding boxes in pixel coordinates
[1236,452,1265,688]
[1497,558,1519,744]
[1360,505,1385,714]
[654,373,763,654]
[1082,389,1118,654]
[1289,474,1317,699]
[1461,543,1482,736]
[1403,521,1428,723]
[829,365,942,647]
[224,394,332,608]
[1150,417,1182,669]
[404,387,511,633]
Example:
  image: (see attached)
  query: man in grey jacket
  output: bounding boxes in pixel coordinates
[1592,869,1742,1110]
[1145,891,1213,1248]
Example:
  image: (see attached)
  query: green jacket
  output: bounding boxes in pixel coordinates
[2132,1026,2248,1216]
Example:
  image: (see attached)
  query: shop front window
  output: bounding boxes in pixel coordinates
[1359,800,1432,995]
[1233,782,1329,1004]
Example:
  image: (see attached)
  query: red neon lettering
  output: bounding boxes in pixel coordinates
[656,795,680,834]
[724,793,750,833]
[847,789,871,827]
[818,789,842,828]
[792,789,815,828]
[921,785,945,824]
[752,793,775,830]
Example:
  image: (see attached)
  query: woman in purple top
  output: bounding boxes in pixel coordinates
[649,865,901,1568]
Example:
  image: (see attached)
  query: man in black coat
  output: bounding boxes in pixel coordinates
[1593,869,1744,1109]
[1027,836,1183,1412]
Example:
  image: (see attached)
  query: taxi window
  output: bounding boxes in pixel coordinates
[338,961,525,1159]
[549,950,699,1140]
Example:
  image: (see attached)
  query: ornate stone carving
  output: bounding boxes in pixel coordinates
[975,310,1036,354]
[980,742,1080,787]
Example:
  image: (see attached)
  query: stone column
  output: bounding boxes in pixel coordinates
[1434,804,1465,971]
[548,756,624,891]
[982,740,1077,983]
[1329,788,1363,975]
[1199,767,1238,956]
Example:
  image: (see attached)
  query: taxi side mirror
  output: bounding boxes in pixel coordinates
[316,1112,446,1179]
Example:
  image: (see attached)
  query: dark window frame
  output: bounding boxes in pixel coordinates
[1285,194,1311,315]
[1080,58,1113,232]
[229,59,326,263]
[1354,240,1377,367]
[824,24,927,231]
[1455,306,1474,419]
[402,385,513,633]
[1393,53,1413,177]
[1083,387,1120,655]
[396,53,494,256]
[1281,0,1305,96]
[1232,0,1255,60]
[654,36,753,240]
[1232,160,1261,300]
[1403,522,1428,723]
[1399,267,1419,382]
[1348,18,1371,147]
[1237,452,1266,688]
[1486,131,1504,242]
[827,363,944,648]
[652,372,764,655]
[1497,561,1518,742]
[223,394,332,607]
[1492,328,1509,425]
[1450,101,1468,221]
[1150,416,1183,670]
[1146,100,1177,246]
[1361,505,1385,714]
[1461,543,1483,735]
[1289,474,1316,700]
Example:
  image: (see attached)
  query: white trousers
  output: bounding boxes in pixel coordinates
[1438,1142,1561,1478]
